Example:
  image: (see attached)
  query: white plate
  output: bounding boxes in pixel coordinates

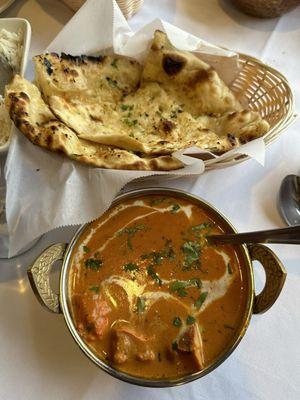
[0,0,16,14]
[0,18,31,153]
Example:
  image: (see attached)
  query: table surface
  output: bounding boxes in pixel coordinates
[0,1,300,399]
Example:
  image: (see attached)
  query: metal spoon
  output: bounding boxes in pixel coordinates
[208,225,300,245]
[278,174,300,226]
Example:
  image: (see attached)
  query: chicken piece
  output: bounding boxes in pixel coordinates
[177,323,204,369]
[81,292,112,339]
[111,324,155,364]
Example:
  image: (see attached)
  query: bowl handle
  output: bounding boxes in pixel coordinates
[249,244,287,314]
[27,243,67,314]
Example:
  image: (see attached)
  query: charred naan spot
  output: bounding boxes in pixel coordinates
[151,42,159,51]
[60,53,105,65]
[162,54,186,76]
[189,68,213,87]
[14,118,27,128]
[43,58,53,75]
[227,133,237,146]
[63,67,79,77]
[240,134,255,142]
[161,120,175,134]
[46,135,53,146]
[89,114,103,123]
[19,92,30,101]
[227,112,238,120]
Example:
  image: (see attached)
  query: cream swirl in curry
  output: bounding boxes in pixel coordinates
[70,195,248,379]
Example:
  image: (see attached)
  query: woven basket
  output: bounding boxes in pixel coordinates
[204,52,295,170]
[61,0,143,19]
[231,0,300,18]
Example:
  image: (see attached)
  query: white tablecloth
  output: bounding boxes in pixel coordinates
[0,1,299,399]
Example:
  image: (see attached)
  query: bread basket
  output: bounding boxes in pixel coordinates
[60,1,295,170]
[204,52,295,169]
[61,0,144,19]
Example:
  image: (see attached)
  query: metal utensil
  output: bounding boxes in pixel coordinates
[208,225,300,245]
[278,174,300,226]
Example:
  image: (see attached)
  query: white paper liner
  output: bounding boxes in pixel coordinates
[5,0,265,257]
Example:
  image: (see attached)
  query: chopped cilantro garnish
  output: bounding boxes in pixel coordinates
[111,59,118,69]
[170,279,202,297]
[191,223,215,238]
[169,280,188,292]
[194,291,208,309]
[171,204,180,214]
[136,297,146,314]
[83,245,90,253]
[172,341,178,351]
[178,288,188,297]
[147,265,162,285]
[141,239,175,265]
[123,263,139,272]
[149,197,166,206]
[120,104,134,111]
[89,286,99,294]
[156,110,162,117]
[227,262,233,274]
[85,258,103,271]
[106,76,118,88]
[188,278,202,289]
[173,317,182,327]
[117,224,145,250]
[186,315,196,325]
[181,241,202,270]
[122,118,137,127]
[191,223,214,231]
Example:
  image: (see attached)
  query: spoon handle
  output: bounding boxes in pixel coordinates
[208,225,300,245]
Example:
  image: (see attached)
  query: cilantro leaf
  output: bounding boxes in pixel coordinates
[136,297,146,314]
[194,291,208,309]
[186,315,196,325]
[123,263,139,272]
[173,317,182,327]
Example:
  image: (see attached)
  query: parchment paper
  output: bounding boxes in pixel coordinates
[5,0,265,257]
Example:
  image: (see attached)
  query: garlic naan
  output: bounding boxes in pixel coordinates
[142,30,242,116]
[5,75,182,171]
[34,53,142,103]
[48,82,237,154]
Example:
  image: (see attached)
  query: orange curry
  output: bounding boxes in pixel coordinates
[70,195,249,379]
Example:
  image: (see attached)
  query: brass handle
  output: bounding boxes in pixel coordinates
[249,244,287,314]
[27,243,67,313]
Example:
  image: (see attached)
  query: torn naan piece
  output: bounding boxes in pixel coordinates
[33,53,142,104]
[48,82,238,155]
[198,110,269,143]
[142,30,242,116]
[5,75,183,171]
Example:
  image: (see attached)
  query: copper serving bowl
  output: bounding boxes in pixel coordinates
[27,188,286,387]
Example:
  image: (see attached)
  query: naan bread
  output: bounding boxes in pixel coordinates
[198,110,269,143]
[5,75,182,171]
[142,30,242,116]
[33,53,142,103]
[48,82,237,154]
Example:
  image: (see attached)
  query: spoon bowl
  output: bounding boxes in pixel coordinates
[278,174,300,226]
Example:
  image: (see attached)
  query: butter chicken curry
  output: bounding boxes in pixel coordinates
[70,195,248,379]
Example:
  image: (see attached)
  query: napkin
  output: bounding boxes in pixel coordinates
[5,0,265,257]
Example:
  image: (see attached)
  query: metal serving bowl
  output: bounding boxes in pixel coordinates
[28,188,286,387]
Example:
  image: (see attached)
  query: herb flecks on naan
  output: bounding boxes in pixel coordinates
[48,82,237,154]
[5,75,182,171]
[142,30,242,116]
[5,31,270,170]
[34,53,142,103]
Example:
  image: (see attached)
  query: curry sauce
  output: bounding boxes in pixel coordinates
[70,195,249,379]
